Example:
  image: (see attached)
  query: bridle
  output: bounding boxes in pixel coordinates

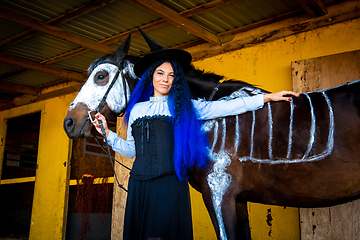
[95,64,128,116]
[88,62,132,191]
[208,81,221,101]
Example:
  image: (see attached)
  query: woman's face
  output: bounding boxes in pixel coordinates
[152,62,174,97]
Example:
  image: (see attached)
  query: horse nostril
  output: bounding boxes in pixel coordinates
[64,117,75,133]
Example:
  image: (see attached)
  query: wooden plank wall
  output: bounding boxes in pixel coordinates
[291,50,360,240]
[111,117,134,239]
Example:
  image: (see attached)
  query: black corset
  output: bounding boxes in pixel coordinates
[130,115,175,180]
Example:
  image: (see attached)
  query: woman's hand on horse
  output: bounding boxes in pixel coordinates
[264,91,300,103]
[92,113,110,137]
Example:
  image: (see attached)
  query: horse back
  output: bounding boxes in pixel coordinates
[208,80,360,207]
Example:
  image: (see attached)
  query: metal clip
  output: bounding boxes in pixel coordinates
[88,111,96,123]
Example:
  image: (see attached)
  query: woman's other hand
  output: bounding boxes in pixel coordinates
[92,112,110,137]
[264,91,300,103]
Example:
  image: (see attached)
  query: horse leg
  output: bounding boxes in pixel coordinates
[201,189,221,239]
[221,193,237,240]
[221,197,251,240]
[188,169,221,239]
[235,202,250,240]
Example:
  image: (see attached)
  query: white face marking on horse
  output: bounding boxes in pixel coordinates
[69,63,133,114]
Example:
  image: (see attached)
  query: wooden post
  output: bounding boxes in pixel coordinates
[292,50,360,240]
[111,117,134,239]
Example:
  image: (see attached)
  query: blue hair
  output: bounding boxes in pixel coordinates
[123,69,153,123]
[124,59,209,180]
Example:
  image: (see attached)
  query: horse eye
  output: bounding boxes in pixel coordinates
[94,70,109,86]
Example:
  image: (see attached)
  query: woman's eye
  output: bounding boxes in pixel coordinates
[98,75,105,79]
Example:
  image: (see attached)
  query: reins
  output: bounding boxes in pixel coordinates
[89,63,131,192]
[90,128,128,192]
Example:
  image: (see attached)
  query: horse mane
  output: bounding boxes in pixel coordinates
[87,54,139,74]
[185,65,268,100]
[186,65,224,84]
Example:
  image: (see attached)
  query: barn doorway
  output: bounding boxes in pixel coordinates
[0,112,41,239]
[65,119,117,240]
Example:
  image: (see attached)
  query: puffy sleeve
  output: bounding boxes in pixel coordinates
[105,113,136,159]
[193,94,264,120]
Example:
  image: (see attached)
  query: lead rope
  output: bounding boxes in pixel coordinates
[92,67,130,192]
[91,130,131,171]
[96,121,128,192]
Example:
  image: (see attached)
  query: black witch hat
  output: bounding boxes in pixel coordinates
[133,28,192,78]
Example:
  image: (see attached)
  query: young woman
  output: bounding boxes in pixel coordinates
[93,48,299,240]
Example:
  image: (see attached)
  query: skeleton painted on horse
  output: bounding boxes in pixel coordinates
[63,33,360,240]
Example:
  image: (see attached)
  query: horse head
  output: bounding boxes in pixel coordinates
[63,35,138,138]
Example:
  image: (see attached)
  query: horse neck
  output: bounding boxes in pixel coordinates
[185,68,266,100]
[185,70,223,100]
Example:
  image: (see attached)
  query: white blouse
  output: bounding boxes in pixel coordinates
[106,94,264,159]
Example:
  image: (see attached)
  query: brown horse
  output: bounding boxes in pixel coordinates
[63,36,360,240]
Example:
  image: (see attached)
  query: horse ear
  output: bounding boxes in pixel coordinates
[114,34,131,62]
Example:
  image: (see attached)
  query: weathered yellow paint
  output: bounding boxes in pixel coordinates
[1,176,35,184]
[190,18,360,239]
[28,95,73,240]
[190,185,217,240]
[69,176,114,185]
[248,203,300,240]
[0,94,75,240]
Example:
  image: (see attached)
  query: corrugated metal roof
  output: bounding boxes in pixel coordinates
[3,70,61,87]
[0,0,90,21]
[62,1,162,40]
[0,0,349,110]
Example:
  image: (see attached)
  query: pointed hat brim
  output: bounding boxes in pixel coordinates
[134,48,192,78]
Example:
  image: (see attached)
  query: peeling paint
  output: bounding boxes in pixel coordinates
[266,209,273,236]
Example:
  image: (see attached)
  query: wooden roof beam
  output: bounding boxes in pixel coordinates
[296,0,328,18]
[0,0,234,88]
[130,0,220,44]
[0,54,86,82]
[0,0,115,49]
[190,0,359,61]
[0,96,15,104]
[0,82,39,95]
[102,0,236,44]
[0,83,83,111]
[43,0,235,65]
[0,6,116,54]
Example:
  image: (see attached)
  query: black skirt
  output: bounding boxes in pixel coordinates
[123,174,193,240]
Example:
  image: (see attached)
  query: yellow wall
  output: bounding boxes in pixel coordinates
[0,94,75,240]
[190,17,360,240]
